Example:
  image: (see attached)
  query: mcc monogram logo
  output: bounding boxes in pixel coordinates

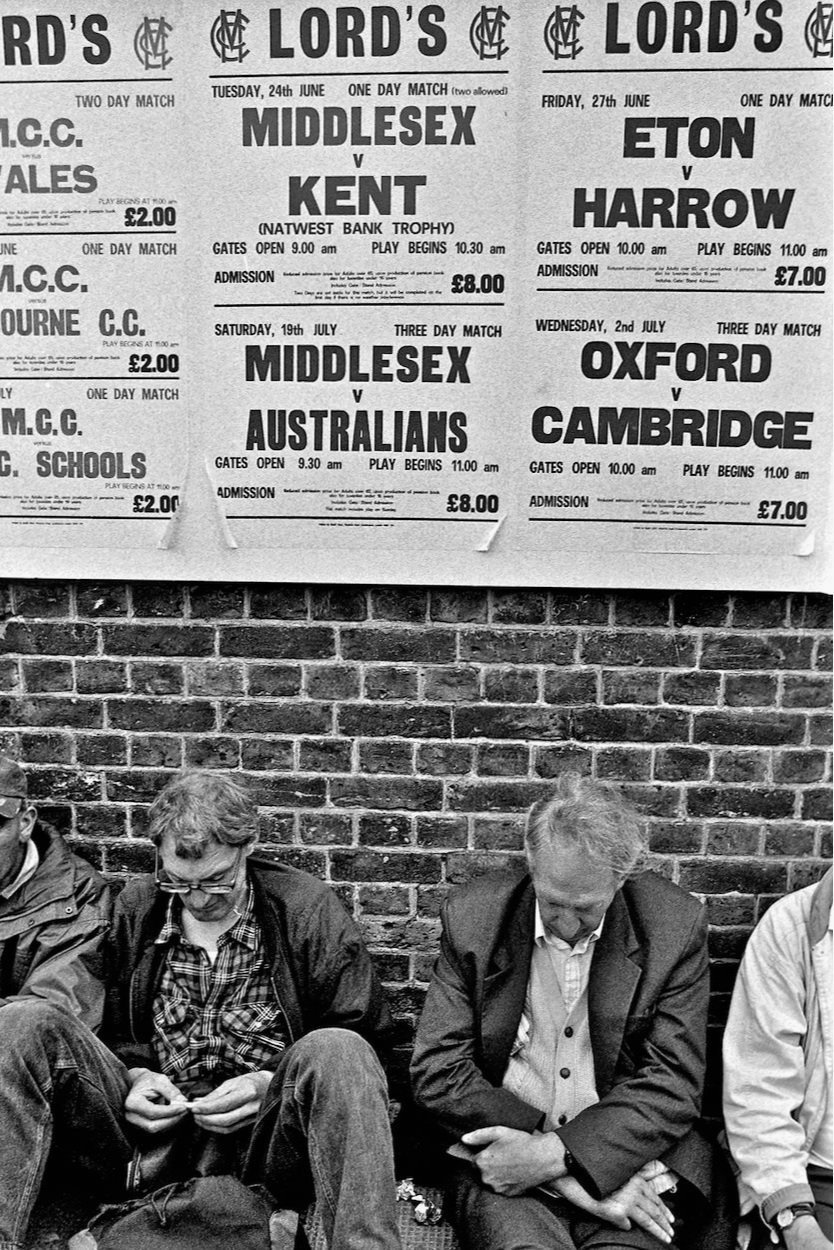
[544,6,584,60]
[211,9,250,63]
[470,6,510,60]
[134,16,172,70]
[805,2,833,55]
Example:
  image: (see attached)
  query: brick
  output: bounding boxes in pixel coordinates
[1,622,97,656]
[341,628,455,664]
[424,666,480,703]
[27,767,101,803]
[781,675,832,708]
[815,638,832,671]
[550,593,609,626]
[602,671,661,705]
[596,746,653,780]
[131,662,184,696]
[687,787,795,819]
[76,733,128,767]
[679,859,787,894]
[220,702,330,735]
[447,779,552,812]
[188,585,245,619]
[416,743,471,776]
[649,821,704,854]
[358,885,411,915]
[358,813,411,846]
[331,850,442,884]
[446,851,524,884]
[358,740,413,774]
[131,586,184,617]
[186,663,244,697]
[105,770,171,804]
[809,715,833,746]
[0,584,11,620]
[23,659,73,692]
[694,712,804,747]
[534,745,593,778]
[429,590,488,623]
[371,588,427,622]
[185,737,242,769]
[455,705,569,741]
[460,630,576,665]
[611,592,670,627]
[0,658,19,691]
[106,841,155,874]
[330,776,442,811]
[307,587,366,622]
[249,586,308,620]
[258,813,295,844]
[582,632,697,668]
[416,815,468,848]
[415,885,448,919]
[35,803,72,834]
[78,806,127,840]
[339,704,451,739]
[773,750,828,784]
[788,861,832,890]
[363,666,419,701]
[244,774,327,809]
[473,816,526,850]
[299,812,353,845]
[732,593,789,629]
[304,664,360,701]
[239,740,295,771]
[247,664,303,697]
[76,661,128,695]
[764,823,817,857]
[571,707,689,743]
[370,953,411,983]
[802,789,833,821]
[299,738,352,772]
[220,626,334,660]
[654,747,710,782]
[724,674,778,707]
[491,591,547,625]
[475,743,529,777]
[820,827,832,858]
[481,667,538,703]
[709,962,741,995]
[76,583,129,617]
[706,823,761,856]
[104,625,213,658]
[543,671,598,704]
[130,737,183,769]
[255,846,327,875]
[0,696,103,729]
[788,594,833,630]
[708,929,750,959]
[20,731,72,764]
[13,583,71,617]
[713,750,769,784]
[705,895,755,925]
[662,671,721,705]
[700,635,813,671]
[109,700,213,733]
[617,783,679,818]
[673,592,730,628]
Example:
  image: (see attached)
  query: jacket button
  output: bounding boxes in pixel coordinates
[560,1067,571,1079]
[557,1114,567,1126]
[564,1026,574,1038]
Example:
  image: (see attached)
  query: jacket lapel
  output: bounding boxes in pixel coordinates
[481,880,536,1083]
[588,888,643,1093]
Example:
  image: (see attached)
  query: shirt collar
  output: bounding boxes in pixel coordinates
[534,900,605,955]
[0,839,40,900]
[155,879,256,949]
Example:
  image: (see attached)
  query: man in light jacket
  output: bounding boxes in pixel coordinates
[723,867,832,1250]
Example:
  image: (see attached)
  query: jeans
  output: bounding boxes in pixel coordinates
[0,1000,400,1250]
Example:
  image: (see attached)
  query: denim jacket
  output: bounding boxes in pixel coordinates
[723,869,832,1222]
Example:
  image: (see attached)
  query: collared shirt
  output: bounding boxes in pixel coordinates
[1,839,39,900]
[502,902,603,1130]
[152,881,289,1093]
[808,898,833,1169]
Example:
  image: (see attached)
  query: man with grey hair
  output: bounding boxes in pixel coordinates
[2,770,402,1250]
[411,771,731,1250]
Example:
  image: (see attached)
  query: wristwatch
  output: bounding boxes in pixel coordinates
[769,1203,816,1243]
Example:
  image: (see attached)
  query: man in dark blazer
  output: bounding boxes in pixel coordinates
[410,772,732,1250]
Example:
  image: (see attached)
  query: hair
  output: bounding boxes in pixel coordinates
[525,771,649,879]
[147,770,258,859]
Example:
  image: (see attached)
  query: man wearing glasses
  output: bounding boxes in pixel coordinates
[2,770,401,1250]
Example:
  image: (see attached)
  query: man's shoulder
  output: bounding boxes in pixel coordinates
[621,870,705,933]
[249,856,350,927]
[442,868,530,935]
[35,821,108,904]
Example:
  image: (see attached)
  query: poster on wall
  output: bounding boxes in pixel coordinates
[0,0,830,589]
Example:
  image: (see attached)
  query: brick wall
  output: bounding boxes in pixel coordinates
[0,579,831,1110]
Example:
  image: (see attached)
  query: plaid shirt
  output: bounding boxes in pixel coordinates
[152,881,289,1092]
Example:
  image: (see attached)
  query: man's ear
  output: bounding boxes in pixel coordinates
[241,840,257,859]
[18,804,36,843]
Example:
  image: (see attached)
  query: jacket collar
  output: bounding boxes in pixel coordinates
[809,867,833,947]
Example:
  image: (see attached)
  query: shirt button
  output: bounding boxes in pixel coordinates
[564,1026,574,1038]
[560,1067,571,1079]
[557,1114,568,1126]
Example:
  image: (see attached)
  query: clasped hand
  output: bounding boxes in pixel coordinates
[125,1067,273,1135]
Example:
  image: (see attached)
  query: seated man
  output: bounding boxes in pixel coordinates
[723,867,832,1250]
[0,754,111,1248]
[411,771,730,1250]
[4,769,401,1250]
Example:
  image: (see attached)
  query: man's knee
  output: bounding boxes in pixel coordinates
[287,1028,384,1083]
[0,998,84,1056]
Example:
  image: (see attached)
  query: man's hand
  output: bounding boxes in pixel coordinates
[782,1215,833,1250]
[189,1071,273,1135]
[124,1068,189,1134]
[460,1126,567,1196]
[550,1170,675,1244]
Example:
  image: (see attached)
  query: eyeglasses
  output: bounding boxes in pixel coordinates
[154,847,243,895]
